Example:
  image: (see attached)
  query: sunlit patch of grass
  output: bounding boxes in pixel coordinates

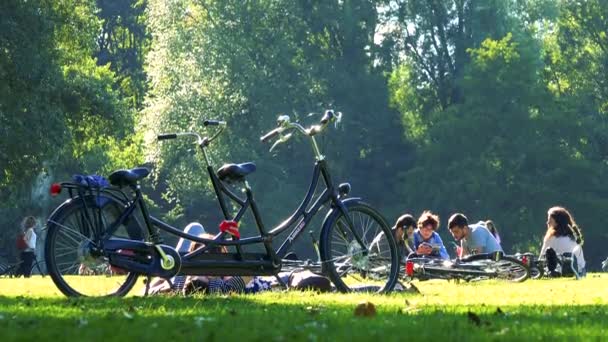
[0,274,606,340]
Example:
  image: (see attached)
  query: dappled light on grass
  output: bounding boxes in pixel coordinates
[0,274,606,340]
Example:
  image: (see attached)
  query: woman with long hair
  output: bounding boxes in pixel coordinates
[540,206,585,277]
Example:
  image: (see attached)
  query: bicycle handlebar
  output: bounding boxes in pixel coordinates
[320,110,335,125]
[203,120,226,126]
[260,110,341,145]
[157,133,177,140]
[157,118,226,146]
[260,127,282,143]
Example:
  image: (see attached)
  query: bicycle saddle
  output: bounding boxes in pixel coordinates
[108,167,150,187]
[217,162,256,182]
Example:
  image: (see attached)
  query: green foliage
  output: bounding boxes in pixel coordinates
[0,0,143,251]
[96,0,150,108]
[387,0,608,263]
[0,0,65,190]
[3,0,608,268]
[142,0,408,227]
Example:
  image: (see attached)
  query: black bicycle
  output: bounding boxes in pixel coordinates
[44,110,400,297]
[405,252,530,283]
[0,253,46,277]
[513,252,543,279]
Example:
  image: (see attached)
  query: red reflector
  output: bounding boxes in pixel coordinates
[521,255,529,265]
[405,261,415,277]
[50,183,62,196]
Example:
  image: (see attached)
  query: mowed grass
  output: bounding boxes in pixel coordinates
[0,274,607,341]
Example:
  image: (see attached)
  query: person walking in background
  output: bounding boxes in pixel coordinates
[16,216,37,277]
[540,206,585,278]
[485,220,501,245]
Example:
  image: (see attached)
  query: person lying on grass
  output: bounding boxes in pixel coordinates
[144,233,273,295]
[410,211,449,260]
[144,234,332,295]
[540,206,586,279]
[447,213,502,258]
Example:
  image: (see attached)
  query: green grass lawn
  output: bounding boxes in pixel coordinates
[0,274,607,341]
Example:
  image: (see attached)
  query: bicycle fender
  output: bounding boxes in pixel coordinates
[322,197,362,224]
[46,195,116,225]
[318,197,362,258]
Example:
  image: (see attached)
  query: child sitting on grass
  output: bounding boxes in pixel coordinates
[411,211,449,260]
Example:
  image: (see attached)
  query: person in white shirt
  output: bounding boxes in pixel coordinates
[17,216,37,277]
[539,206,585,278]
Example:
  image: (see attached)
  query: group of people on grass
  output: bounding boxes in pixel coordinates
[392,206,586,278]
[11,205,588,295]
[144,205,586,296]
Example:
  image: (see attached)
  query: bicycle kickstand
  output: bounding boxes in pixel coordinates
[144,275,152,296]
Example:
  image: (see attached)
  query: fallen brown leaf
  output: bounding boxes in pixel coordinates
[467,310,481,326]
[354,301,376,317]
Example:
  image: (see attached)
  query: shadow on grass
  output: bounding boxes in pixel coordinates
[0,294,606,341]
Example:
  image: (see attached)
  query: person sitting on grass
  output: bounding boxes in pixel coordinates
[392,214,416,262]
[447,213,502,258]
[539,206,585,278]
[411,211,449,260]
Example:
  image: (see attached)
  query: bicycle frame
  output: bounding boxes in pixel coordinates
[405,252,529,282]
[66,156,363,277]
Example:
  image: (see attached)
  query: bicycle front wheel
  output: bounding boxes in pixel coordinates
[45,196,146,297]
[320,202,399,293]
[491,256,530,282]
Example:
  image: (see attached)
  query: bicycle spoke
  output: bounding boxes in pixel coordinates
[49,219,94,244]
[56,261,81,275]
[323,204,398,293]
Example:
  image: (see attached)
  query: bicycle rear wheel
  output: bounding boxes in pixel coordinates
[320,201,399,293]
[45,195,146,297]
[0,261,15,277]
[30,260,47,277]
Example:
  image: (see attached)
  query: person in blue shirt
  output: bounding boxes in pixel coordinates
[412,211,450,259]
[447,213,503,257]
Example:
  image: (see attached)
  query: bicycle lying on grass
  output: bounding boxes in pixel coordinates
[44,110,400,297]
[514,251,585,279]
[404,251,530,283]
[513,252,543,279]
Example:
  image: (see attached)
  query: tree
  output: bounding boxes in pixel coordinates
[387,1,608,263]
[96,0,150,108]
[0,0,142,256]
[142,0,410,238]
